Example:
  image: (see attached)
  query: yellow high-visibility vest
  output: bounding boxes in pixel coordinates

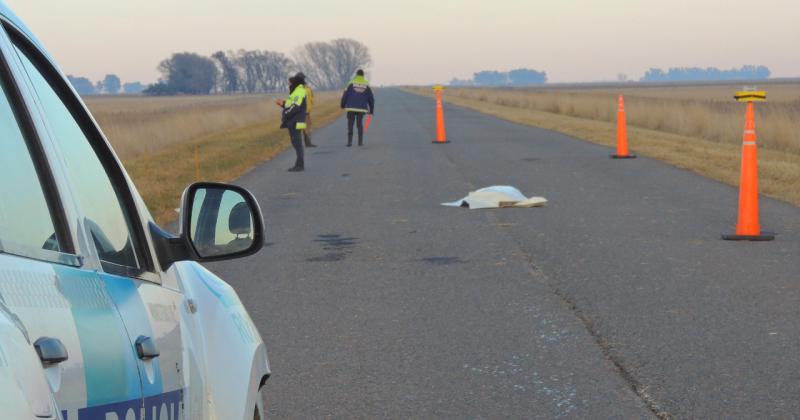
[284,84,307,129]
[306,86,315,114]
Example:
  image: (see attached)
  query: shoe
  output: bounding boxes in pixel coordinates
[306,144,317,148]
[347,143,352,147]
[358,143,364,147]
[288,166,304,172]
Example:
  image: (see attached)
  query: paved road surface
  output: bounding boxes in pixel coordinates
[209,89,800,419]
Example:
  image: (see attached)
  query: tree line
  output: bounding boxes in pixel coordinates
[450,68,548,87]
[144,38,371,95]
[640,66,771,82]
[449,65,773,87]
[67,74,145,95]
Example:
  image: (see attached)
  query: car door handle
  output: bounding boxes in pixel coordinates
[34,337,69,365]
[135,336,160,360]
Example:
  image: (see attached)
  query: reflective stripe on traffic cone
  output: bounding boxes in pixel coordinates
[722,101,774,241]
[611,95,635,159]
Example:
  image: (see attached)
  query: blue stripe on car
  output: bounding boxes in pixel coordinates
[54,266,141,407]
[101,273,164,398]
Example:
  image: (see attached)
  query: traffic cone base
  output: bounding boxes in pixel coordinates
[432,140,451,144]
[721,232,775,241]
[610,154,636,159]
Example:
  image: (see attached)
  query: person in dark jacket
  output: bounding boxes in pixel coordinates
[277,74,308,172]
[340,69,375,147]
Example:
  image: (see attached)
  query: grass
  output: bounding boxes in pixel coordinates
[406,85,800,206]
[86,93,342,224]
[87,94,316,160]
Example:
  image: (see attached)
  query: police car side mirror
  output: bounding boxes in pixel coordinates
[150,182,265,270]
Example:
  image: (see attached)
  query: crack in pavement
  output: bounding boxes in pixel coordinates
[494,213,671,420]
[429,116,667,418]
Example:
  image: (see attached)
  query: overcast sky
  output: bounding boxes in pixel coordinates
[6,0,799,86]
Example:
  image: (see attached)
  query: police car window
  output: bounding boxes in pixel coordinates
[13,44,139,269]
[0,73,61,255]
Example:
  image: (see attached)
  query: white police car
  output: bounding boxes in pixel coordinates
[0,3,270,419]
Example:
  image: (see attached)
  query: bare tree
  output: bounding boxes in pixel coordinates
[235,50,260,93]
[212,51,240,93]
[329,38,372,87]
[294,39,371,90]
[260,51,293,92]
[293,41,336,89]
[234,50,294,93]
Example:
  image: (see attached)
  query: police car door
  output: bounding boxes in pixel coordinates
[4,24,186,419]
[0,24,144,420]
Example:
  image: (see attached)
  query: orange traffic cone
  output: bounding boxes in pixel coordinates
[364,114,372,133]
[611,95,635,159]
[722,99,774,241]
[432,85,449,144]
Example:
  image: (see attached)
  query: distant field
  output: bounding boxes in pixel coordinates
[86,93,342,223]
[407,84,800,206]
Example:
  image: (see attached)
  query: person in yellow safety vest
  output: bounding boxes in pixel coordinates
[276,74,308,172]
[295,72,318,148]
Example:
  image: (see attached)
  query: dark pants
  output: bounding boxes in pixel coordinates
[288,127,304,168]
[347,111,365,145]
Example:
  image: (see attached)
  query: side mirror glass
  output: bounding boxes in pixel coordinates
[149,182,265,269]
[183,183,264,260]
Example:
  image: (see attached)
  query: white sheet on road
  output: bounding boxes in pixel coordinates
[442,186,547,209]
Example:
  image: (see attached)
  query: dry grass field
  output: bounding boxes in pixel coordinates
[407,84,800,206]
[86,93,342,224]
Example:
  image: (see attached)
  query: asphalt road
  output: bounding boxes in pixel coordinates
[209,89,800,419]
